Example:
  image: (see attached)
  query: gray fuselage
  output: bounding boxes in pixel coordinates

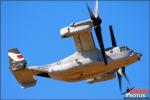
[33,46,141,82]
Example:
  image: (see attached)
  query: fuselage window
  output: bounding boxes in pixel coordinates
[120,49,123,52]
[57,61,61,65]
[110,50,113,53]
[75,59,78,62]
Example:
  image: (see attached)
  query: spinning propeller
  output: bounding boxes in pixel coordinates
[109,25,130,92]
[87,0,107,65]
[86,0,130,92]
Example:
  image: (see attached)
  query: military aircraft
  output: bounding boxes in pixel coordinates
[8,0,142,92]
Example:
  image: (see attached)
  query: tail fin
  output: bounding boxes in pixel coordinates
[8,48,36,88]
[8,48,26,71]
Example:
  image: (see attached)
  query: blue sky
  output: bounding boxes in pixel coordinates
[1,0,149,99]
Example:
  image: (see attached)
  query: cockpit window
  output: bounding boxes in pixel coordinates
[120,46,125,49]
[120,46,127,51]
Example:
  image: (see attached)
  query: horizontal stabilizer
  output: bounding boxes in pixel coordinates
[12,69,37,88]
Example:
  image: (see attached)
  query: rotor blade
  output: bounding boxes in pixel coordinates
[86,1,107,65]
[122,67,130,84]
[87,4,96,20]
[94,0,99,18]
[94,25,107,65]
[117,72,122,92]
[109,25,117,47]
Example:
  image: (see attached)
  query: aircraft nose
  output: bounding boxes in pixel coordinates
[138,53,142,57]
[137,53,142,60]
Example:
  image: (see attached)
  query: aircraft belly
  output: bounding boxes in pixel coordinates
[30,54,140,83]
[49,63,110,82]
[49,53,140,82]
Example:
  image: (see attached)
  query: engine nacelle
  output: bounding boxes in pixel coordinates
[87,72,116,84]
[60,19,93,38]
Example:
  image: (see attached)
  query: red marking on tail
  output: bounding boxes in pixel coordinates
[17,54,23,59]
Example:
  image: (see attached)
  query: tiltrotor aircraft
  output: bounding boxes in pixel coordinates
[8,0,142,92]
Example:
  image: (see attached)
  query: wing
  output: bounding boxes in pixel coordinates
[60,19,96,52]
[73,29,96,51]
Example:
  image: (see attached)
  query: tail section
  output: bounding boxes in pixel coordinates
[8,48,36,88]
